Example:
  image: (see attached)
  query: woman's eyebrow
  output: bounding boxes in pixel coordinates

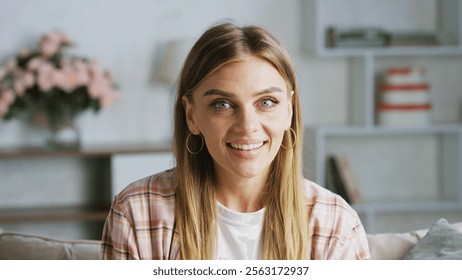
[203,86,284,98]
[257,86,284,96]
[203,89,235,98]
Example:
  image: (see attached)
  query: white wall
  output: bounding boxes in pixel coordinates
[0,0,348,147]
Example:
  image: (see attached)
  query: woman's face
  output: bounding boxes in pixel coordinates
[183,55,293,180]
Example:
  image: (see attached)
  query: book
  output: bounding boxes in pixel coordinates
[325,155,363,204]
[326,27,439,48]
[324,156,338,194]
[377,66,432,127]
[335,155,363,204]
[388,31,439,47]
[325,156,351,203]
[326,27,389,48]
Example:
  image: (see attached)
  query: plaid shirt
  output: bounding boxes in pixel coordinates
[101,169,370,260]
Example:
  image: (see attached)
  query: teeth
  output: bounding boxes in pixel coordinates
[230,142,264,151]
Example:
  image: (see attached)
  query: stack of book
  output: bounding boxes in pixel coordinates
[326,27,389,48]
[388,31,439,47]
[326,27,439,48]
[325,155,362,204]
[377,67,432,127]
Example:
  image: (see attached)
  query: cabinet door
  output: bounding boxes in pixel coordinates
[110,152,175,198]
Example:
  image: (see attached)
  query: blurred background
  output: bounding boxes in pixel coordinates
[0,0,461,240]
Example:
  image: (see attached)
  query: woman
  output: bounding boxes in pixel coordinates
[101,22,370,260]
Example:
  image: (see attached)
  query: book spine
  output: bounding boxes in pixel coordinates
[325,156,338,194]
[335,155,362,204]
[325,156,351,204]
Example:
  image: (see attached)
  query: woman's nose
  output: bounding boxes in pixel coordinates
[233,106,258,134]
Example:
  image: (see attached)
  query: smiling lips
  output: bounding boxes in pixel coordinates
[228,142,265,151]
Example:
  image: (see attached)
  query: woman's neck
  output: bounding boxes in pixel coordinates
[214,167,268,213]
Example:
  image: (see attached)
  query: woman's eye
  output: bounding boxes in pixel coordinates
[212,100,232,110]
[260,98,277,108]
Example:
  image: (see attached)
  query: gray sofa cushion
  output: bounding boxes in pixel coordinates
[0,230,100,260]
[404,218,462,260]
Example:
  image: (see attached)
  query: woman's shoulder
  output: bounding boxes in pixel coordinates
[114,168,177,209]
[302,178,370,259]
[106,168,177,255]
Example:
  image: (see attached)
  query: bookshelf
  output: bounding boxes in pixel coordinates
[303,0,462,233]
[0,143,173,240]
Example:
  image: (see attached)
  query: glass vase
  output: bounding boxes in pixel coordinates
[47,118,81,149]
[30,110,81,149]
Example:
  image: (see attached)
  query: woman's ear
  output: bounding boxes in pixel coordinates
[286,90,294,129]
[182,96,199,134]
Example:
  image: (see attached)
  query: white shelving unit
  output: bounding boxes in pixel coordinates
[303,0,462,233]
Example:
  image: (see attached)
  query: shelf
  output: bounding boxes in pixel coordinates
[353,201,462,214]
[0,206,109,224]
[0,142,175,239]
[311,124,462,136]
[304,0,462,233]
[317,46,462,58]
[309,0,462,59]
[0,142,172,159]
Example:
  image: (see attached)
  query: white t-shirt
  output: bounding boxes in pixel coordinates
[215,202,265,260]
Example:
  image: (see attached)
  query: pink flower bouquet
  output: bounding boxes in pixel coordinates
[0,31,118,131]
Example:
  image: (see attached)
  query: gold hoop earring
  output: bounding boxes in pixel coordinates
[186,133,204,154]
[281,127,296,150]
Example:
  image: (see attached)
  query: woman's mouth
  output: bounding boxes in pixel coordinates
[228,142,265,151]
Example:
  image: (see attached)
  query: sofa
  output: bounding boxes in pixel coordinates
[1,218,461,260]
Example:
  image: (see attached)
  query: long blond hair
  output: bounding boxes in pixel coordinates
[173,22,308,259]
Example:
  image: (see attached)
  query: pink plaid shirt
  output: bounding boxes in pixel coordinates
[101,169,370,260]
